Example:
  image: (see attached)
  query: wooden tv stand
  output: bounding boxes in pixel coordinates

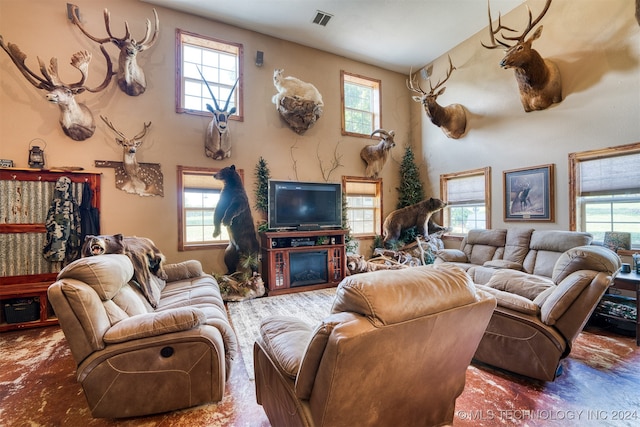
[260,229,347,296]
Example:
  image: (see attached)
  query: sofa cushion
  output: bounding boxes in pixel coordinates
[103,307,206,344]
[331,264,477,326]
[552,245,621,284]
[541,271,596,325]
[57,254,133,301]
[523,231,593,277]
[485,269,555,301]
[483,260,524,271]
[503,227,534,264]
[476,285,540,315]
[259,316,315,379]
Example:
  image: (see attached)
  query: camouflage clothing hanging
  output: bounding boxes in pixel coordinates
[43,176,81,264]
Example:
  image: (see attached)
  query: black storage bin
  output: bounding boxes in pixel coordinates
[3,297,40,324]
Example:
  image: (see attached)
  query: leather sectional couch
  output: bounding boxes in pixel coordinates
[435,228,621,381]
[48,254,238,418]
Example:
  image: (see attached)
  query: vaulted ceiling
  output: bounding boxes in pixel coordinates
[142,0,523,73]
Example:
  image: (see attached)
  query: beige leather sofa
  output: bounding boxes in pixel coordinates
[48,254,237,418]
[434,228,594,284]
[436,229,621,381]
[253,264,496,427]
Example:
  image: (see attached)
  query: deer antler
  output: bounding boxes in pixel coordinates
[133,121,152,140]
[100,115,127,140]
[482,0,552,48]
[406,68,427,96]
[428,55,456,93]
[0,36,52,90]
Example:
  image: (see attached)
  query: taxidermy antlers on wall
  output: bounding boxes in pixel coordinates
[70,4,159,97]
[98,116,163,197]
[360,129,396,178]
[407,56,467,139]
[197,67,239,160]
[0,36,113,141]
[481,0,561,112]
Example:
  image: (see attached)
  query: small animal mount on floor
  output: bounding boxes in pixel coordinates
[96,116,163,196]
[272,69,323,134]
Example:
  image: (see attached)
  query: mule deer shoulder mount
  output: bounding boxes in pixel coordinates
[70,4,159,97]
[96,116,164,197]
[0,36,113,141]
[197,66,239,160]
[407,56,467,139]
[481,0,562,112]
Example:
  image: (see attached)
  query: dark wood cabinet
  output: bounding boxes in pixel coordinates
[260,229,347,296]
[0,168,101,332]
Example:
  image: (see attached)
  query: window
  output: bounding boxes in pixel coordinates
[440,167,491,234]
[569,143,640,249]
[176,29,243,119]
[177,166,244,250]
[341,71,381,137]
[342,176,382,236]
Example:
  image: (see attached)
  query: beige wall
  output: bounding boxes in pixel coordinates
[1,0,639,276]
[414,0,640,231]
[0,0,411,274]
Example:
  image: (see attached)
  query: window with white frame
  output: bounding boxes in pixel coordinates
[341,71,381,137]
[177,166,245,250]
[440,167,491,235]
[570,144,640,249]
[343,176,382,236]
[176,29,243,118]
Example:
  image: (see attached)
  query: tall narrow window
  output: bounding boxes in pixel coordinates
[570,143,640,248]
[342,176,382,236]
[341,71,381,137]
[177,166,244,250]
[440,167,491,235]
[176,29,243,119]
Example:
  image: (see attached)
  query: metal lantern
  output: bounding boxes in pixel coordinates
[28,138,46,168]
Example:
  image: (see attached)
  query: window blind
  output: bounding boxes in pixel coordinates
[579,152,640,196]
[447,174,485,204]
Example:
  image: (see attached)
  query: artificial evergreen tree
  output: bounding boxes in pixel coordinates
[396,144,424,209]
[254,156,270,217]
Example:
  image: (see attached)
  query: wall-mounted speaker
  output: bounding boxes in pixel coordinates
[256,51,264,67]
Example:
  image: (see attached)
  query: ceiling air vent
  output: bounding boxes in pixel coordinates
[312,10,333,27]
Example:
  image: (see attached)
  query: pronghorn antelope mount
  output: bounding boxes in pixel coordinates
[407,55,468,139]
[99,116,164,197]
[0,36,113,141]
[70,4,159,97]
[481,0,562,112]
[198,67,239,160]
[360,129,396,178]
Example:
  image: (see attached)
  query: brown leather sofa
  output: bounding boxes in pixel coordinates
[253,264,496,427]
[48,254,237,418]
[474,245,620,381]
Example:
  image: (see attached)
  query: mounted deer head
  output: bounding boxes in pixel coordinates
[100,116,162,197]
[197,66,239,160]
[0,36,113,141]
[407,56,467,139]
[70,4,159,97]
[481,0,562,112]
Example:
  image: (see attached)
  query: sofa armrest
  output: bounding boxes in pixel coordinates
[476,285,540,315]
[164,260,204,282]
[103,307,206,344]
[259,316,315,379]
[435,249,468,263]
[540,271,599,326]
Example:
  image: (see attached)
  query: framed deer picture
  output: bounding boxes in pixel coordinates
[504,164,554,222]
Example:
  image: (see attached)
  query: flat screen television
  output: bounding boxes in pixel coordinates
[268,180,343,231]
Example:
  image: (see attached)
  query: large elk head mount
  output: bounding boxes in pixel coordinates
[481,0,562,112]
[407,56,467,139]
[100,115,163,197]
[0,35,113,141]
[70,4,159,97]
[197,66,239,160]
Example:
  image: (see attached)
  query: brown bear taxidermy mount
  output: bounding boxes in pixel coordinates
[213,165,260,275]
[81,234,167,307]
[382,198,447,246]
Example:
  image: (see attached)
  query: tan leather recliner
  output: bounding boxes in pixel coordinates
[473,245,621,381]
[253,264,497,427]
[48,254,237,418]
